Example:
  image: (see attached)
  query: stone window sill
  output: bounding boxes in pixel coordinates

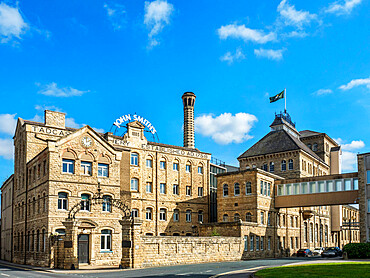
[100,250,113,253]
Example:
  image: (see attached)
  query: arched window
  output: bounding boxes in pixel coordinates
[288,159,293,170]
[223,184,228,197]
[146,208,153,220]
[186,163,191,173]
[62,155,75,174]
[131,153,139,166]
[252,164,256,169]
[173,209,179,222]
[146,158,153,168]
[313,143,318,151]
[42,229,45,252]
[246,182,252,195]
[246,165,250,170]
[281,160,286,171]
[263,163,268,171]
[131,178,139,191]
[269,162,274,172]
[58,192,68,210]
[160,160,166,170]
[308,144,312,149]
[159,208,167,221]
[198,165,203,174]
[131,208,139,218]
[234,183,240,196]
[223,214,229,222]
[32,197,36,215]
[36,230,40,252]
[246,212,252,222]
[102,195,112,212]
[80,194,90,211]
[101,230,112,251]
[198,210,204,222]
[304,222,308,242]
[186,210,192,222]
[234,213,240,221]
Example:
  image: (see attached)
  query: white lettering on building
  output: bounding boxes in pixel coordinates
[113,114,157,134]
[141,144,210,159]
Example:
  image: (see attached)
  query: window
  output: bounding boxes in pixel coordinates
[146,182,153,193]
[223,184,229,197]
[173,184,179,195]
[267,183,271,196]
[186,186,191,196]
[264,182,267,195]
[57,192,68,210]
[244,236,248,251]
[246,182,252,195]
[159,208,167,221]
[260,211,264,224]
[55,228,66,236]
[198,166,203,174]
[186,164,191,173]
[223,214,229,222]
[250,236,254,251]
[62,159,74,174]
[186,210,192,222]
[173,162,179,171]
[198,210,204,222]
[81,194,90,211]
[146,159,152,168]
[131,153,139,166]
[98,163,109,177]
[313,143,318,151]
[160,161,166,169]
[198,187,204,197]
[290,237,293,249]
[101,230,112,251]
[234,213,240,221]
[304,222,308,242]
[282,237,285,249]
[288,159,293,170]
[160,183,166,194]
[295,237,298,249]
[281,160,286,171]
[268,212,271,225]
[146,208,153,220]
[131,209,139,218]
[256,236,260,251]
[246,212,252,222]
[131,178,139,191]
[102,195,111,212]
[367,170,370,184]
[290,216,294,227]
[368,199,370,213]
[234,183,240,196]
[173,209,179,222]
[261,236,264,251]
[268,237,271,250]
[81,161,92,175]
[263,164,268,171]
[269,162,274,172]
[260,181,264,195]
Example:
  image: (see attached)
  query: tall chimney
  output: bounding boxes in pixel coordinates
[182,92,196,149]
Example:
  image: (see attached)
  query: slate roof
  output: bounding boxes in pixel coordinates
[299,130,323,137]
[238,129,324,163]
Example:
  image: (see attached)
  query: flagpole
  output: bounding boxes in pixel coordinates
[284,88,287,115]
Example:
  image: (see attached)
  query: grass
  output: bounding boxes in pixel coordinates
[255,262,370,278]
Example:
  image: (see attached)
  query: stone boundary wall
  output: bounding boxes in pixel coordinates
[139,236,243,268]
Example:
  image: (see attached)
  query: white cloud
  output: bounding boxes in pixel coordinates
[37,82,89,97]
[35,105,63,112]
[195,112,258,145]
[0,138,13,160]
[0,113,17,135]
[326,0,362,15]
[144,0,174,48]
[277,0,318,29]
[335,138,365,172]
[93,127,105,133]
[314,89,333,96]
[254,48,285,61]
[220,48,246,64]
[218,24,276,44]
[339,77,370,91]
[0,2,29,44]
[104,2,126,30]
[65,117,81,129]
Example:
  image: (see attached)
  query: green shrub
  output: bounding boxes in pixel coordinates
[211,228,220,236]
[343,243,370,259]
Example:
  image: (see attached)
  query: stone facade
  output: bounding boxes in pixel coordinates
[358,153,370,242]
[1,175,13,261]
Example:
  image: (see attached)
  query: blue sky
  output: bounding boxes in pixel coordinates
[0,0,369,183]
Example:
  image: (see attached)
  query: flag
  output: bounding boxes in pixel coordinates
[269,90,284,103]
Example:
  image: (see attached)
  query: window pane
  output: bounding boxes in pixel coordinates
[301,183,307,194]
[318,181,325,192]
[367,171,370,184]
[335,180,342,191]
[309,182,316,193]
[327,181,334,192]
[353,178,358,190]
[344,179,351,191]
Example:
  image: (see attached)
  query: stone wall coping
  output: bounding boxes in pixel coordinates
[216,168,284,180]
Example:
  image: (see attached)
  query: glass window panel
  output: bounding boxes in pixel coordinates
[301,183,308,194]
[286,184,291,195]
[335,180,342,191]
[344,179,351,191]
[293,183,299,194]
[353,178,358,190]
[309,182,316,193]
[327,181,334,192]
[318,181,325,192]
[367,171,370,184]
[278,185,283,196]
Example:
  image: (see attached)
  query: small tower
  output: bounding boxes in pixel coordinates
[182,92,196,149]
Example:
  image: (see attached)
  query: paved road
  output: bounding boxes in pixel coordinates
[0,257,341,278]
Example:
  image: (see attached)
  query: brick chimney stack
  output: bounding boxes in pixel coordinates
[182,92,196,149]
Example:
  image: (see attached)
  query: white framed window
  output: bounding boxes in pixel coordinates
[198,187,203,197]
[160,161,166,169]
[131,209,139,218]
[146,159,153,168]
[173,184,179,195]
[234,183,240,196]
[260,181,264,195]
[146,208,153,220]
[98,163,109,177]
[58,192,68,210]
[186,164,191,173]
[159,208,167,221]
[173,162,179,171]
[102,195,111,212]
[81,161,92,175]
[244,236,248,251]
[267,183,271,196]
[131,178,139,191]
[186,186,191,196]
[281,160,286,171]
[80,194,90,211]
[260,211,264,224]
[246,182,252,195]
[101,230,112,251]
[62,159,74,174]
[288,159,293,170]
[186,210,192,222]
[269,162,274,172]
[173,209,179,222]
[250,236,254,251]
[146,182,153,193]
[198,210,203,222]
[160,183,166,194]
[131,153,139,166]
[198,166,203,174]
[223,184,228,197]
